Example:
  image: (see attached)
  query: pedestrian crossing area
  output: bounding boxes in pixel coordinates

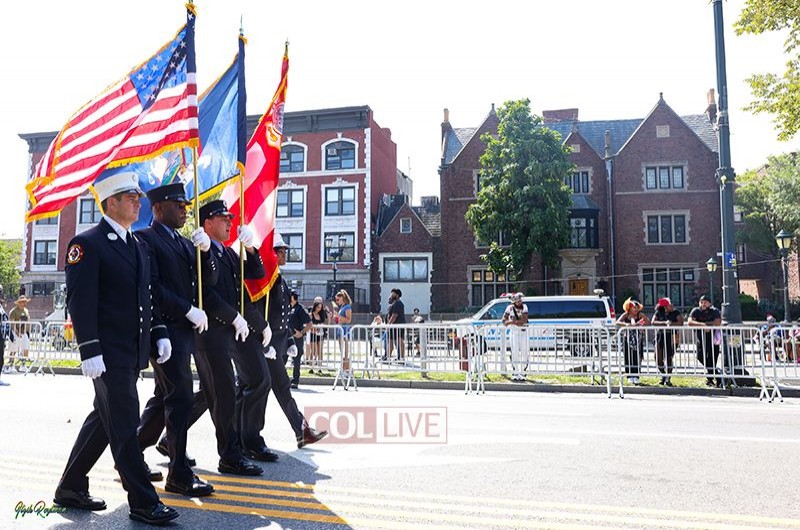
[3,455,800,529]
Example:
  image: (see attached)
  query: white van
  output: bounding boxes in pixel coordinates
[456,295,615,356]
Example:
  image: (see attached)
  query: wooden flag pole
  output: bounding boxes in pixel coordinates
[192,145,203,309]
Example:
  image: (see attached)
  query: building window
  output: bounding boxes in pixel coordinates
[31,281,56,296]
[277,189,304,218]
[33,240,57,266]
[565,171,590,194]
[477,231,511,249]
[35,215,58,225]
[469,269,514,307]
[323,232,355,263]
[325,186,355,216]
[645,165,685,190]
[79,198,102,224]
[641,266,696,309]
[400,218,412,234]
[569,216,597,248]
[646,214,687,244]
[733,206,743,222]
[384,258,429,282]
[280,145,305,173]
[325,141,356,170]
[284,233,303,263]
[474,170,484,197]
[736,243,747,264]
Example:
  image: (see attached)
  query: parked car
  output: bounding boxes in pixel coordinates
[454,295,615,356]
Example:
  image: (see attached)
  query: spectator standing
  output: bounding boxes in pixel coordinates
[9,295,31,371]
[0,299,9,385]
[411,308,425,356]
[386,288,406,361]
[307,300,327,373]
[288,291,311,388]
[334,290,352,369]
[687,295,722,387]
[651,297,683,386]
[616,298,649,385]
[502,293,528,381]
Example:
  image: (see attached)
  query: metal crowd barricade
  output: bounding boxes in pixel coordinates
[613,325,766,398]
[757,324,800,402]
[465,323,613,396]
[4,320,45,376]
[32,321,80,376]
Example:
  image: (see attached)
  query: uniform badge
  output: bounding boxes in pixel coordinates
[67,244,84,264]
[107,232,118,241]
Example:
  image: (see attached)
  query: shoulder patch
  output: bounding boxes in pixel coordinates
[67,244,84,265]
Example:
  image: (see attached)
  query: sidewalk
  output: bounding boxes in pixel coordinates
[27,367,800,399]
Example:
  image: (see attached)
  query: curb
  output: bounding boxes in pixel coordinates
[37,367,799,398]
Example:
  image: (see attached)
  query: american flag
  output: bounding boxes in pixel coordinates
[25,6,198,222]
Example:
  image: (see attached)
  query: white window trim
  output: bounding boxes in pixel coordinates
[281,232,306,269]
[568,167,593,195]
[379,253,433,283]
[638,263,698,309]
[400,218,412,234]
[31,238,58,271]
[642,162,689,192]
[321,137,360,172]
[321,231,357,265]
[280,141,308,173]
[642,210,691,246]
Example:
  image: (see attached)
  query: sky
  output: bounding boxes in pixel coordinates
[0,0,794,239]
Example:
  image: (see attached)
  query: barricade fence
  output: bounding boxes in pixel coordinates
[6,319,799,400]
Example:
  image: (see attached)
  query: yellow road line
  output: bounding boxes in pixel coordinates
[164,497,348,524]
[158,488,333,513]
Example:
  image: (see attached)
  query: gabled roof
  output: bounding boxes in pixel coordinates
[549,119,642,158]
[412,205,442,237]
[375,194,441,238]
[442,127,479,165]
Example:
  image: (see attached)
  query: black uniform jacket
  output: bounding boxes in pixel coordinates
[197,243,265,352]
[136,223,220,353]
[65,218,168,370]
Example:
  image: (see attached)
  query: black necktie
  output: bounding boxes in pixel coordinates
[126,232,136,253]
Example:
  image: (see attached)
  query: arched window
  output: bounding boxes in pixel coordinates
[325,141,356,170]
[280,144,305,173]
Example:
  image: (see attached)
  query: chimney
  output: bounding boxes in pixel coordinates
[443,108,450,124]
[705,88,718,124]
[542,108,579,124]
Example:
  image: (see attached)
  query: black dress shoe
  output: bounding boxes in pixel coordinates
[53,488,107,511]
[129,502,179,525]
[165,474,214,497]
[297,426,328,449]
[156,438,197,467]
[243,446,279,462]
[290,382,299,389]
[218,459,263,476]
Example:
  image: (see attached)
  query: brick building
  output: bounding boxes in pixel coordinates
[436,95,728,312]
[19,105,400,317]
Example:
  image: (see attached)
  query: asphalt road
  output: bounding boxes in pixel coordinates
[2,370,799,529]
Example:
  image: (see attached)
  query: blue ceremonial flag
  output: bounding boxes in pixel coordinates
[97,39,246,231]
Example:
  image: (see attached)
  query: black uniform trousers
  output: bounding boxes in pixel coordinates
[59,367,159,510]
[232,333,272,450]
[267,354,304,437]
[137,347,194,483]
[192,345,241,463]
[290,337,304,386]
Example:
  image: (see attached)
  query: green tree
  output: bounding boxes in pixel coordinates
[735,0,800,139]
[0,239,22,302]
[465,99,573,283]
[735,152,800,253]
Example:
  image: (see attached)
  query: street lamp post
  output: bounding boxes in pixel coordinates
[325,236,347,298]
[775,230,793,323]
[706,258,718,306]
[709,0,742,323]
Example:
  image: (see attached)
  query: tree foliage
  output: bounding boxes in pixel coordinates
[735,0,800,140]
[465,99,573,279]
[735,152,800,253]
[0,239,22,303]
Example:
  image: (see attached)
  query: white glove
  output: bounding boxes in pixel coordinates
[288,344,298,358]
[265,346,277,360]
[232,313,250,342]
[238,225,256,248]
[190,227,211,252]
[156,339,172,364]
[185,306,208,333]
[262,326,273,347]
[81,355,106,379]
